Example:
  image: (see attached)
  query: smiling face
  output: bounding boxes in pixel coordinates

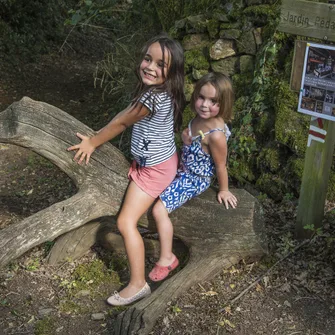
[194,83,220,120]
[140,42,170,86]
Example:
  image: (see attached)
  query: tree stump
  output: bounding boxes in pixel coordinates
[0,97,266,334]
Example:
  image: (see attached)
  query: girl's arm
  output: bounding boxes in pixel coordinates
[67,102,149,165]
[181,127,192,145]
[208,131,237,209]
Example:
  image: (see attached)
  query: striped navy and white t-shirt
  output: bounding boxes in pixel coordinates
[131,90,176,167]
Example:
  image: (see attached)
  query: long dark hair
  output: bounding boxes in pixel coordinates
[133,34,185,132]
[190,72,234,123]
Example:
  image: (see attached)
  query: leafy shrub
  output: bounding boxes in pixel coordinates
[0,0,76,60]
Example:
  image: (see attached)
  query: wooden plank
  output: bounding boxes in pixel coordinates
[279,0,335,42]
[296,118,335,238]
[290,40,307,92]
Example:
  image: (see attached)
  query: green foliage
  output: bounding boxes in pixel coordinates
[276,232,295,255]
[65,0,119,27]
[0,0,75,60]
[59,299,88,314]
[327,172,335,202]
[25,258,40,271]
[94,38,138,99]
[34,317,55,335]
[66,0,161,35]
[56,259,120,300]
[256,192,268,202]
[72,259,119,290]
[150,0,221,31]
[242,4,279,26]
[303,224,322,237]
[274,80,309,156]
[257,147,280,173]
[171,304,182,314]
[206,19,219,39]
[256,173,288,201]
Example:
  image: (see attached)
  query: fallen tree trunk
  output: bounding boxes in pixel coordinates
[0,97,266,334]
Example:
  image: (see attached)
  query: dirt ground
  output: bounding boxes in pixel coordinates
[1,33,335,335]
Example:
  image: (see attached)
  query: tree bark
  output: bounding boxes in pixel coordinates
[0,97,266,334]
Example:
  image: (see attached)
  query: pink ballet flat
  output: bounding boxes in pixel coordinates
[149,257,179,282]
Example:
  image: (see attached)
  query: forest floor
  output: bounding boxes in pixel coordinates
[0,32,335,335]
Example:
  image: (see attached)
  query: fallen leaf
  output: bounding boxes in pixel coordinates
[223,306,232,315]
[224,319,236,328]
[263,276,269,287]
[256,283,263,292]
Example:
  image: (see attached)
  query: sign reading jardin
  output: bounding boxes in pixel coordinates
[279,0,335,42]
[298,43,335,122]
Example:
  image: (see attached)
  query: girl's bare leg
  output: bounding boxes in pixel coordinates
[152,199,176,266]
[116,181,155,298]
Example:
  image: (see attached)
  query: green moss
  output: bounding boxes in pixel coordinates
[59,300,88,315]
[287,157,304,180]
[34,317,55,335]
[257,147,280,172]
[182,104,194,129]
[192,68,208,80]
[183,0,221,16]
[72,259,120,292]
[232,74,253,97]
[282,157,304,194]
[229,160,256,183]
[255,112,273,139]
[220,23,239,30]
[108,253,128,273]
[327,171,335,202]
[206,19,219,38]
[233,96,249,115]
[184,75,195,102]
[243,4,278,24]
[256,173,288,201]
[184,49,209,73]
[273,80,309,156]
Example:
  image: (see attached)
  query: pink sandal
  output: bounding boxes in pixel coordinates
[149,257,179,282]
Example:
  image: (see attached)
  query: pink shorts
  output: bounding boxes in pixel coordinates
[128,152,178,198]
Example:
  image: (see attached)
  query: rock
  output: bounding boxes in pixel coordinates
[192,68,208,80]
[185,15,207,33]
[211,57,239,77]
[91,313,105,321]
[209,39,236,60]
[213,13,230,22]
[237,30,257,55]
[77,290,91,297]
[220,29,241,40]
[239,55,255,73]
[253,28,263,47]
[182,34,210,51]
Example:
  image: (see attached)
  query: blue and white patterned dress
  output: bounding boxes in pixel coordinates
[160,120,231,213]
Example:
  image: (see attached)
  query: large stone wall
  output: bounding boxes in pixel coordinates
[169,0,335,201]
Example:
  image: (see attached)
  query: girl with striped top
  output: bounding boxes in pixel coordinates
[68,34,185,305]
[149,72,238,282]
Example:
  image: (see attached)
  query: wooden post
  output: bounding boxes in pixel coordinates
[296,118,335,238]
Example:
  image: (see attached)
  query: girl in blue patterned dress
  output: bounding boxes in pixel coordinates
[149,72,238,282]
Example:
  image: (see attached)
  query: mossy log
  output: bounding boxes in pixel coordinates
[0,97,267,334]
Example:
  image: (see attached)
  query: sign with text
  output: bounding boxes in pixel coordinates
[298,43,335,121]
[279,0,335,42]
